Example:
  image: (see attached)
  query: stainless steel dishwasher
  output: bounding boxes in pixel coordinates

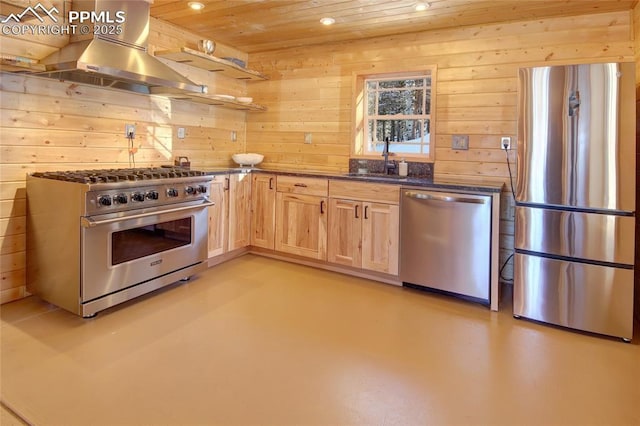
[400,189,492,304]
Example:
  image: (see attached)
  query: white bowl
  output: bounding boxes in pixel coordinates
[232,153,264,167]
[236,97,253,104]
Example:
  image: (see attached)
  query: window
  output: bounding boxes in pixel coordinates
[353,68,435,161]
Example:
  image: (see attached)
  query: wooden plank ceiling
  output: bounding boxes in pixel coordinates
[150,0,638,53]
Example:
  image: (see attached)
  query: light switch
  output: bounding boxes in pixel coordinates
[177,127,186,139]
[304,132,312,144]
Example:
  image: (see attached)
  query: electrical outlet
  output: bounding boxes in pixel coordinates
[231,131,237,142]
[304,132,312,144]
[125,124,136,138]
[501,136,511,150]
[451,135,469,150]
[177,127,186,139]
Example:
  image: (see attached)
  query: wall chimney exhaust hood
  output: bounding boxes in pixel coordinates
[35,0,206,96]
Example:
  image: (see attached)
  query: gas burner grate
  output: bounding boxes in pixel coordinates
[31,167,206,183]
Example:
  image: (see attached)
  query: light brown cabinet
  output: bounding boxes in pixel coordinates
[327,198,361,267]
[208,172,251,258]
[250,173,276,249]
[207,175,228,258]
[360,202,399,274]
[210,173,400,275]
[228,173,252,251]
[328,181,400,275]
[275,176,329,260]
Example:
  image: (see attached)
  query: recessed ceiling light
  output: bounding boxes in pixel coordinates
[188,2,205,11]
[320,17,335,26]
[415,2,430,11]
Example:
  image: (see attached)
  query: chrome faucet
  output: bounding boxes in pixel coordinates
[382,137,396,175]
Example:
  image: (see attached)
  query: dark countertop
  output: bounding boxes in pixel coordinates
[198,167,504,193]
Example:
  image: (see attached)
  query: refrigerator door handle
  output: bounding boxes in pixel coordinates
[404,191,486,205]
[568,90,580,116]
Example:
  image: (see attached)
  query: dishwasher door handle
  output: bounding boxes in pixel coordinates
[404,191,486,204]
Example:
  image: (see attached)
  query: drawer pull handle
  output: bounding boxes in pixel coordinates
[294,183,308,188]
[320,200,325,214]
[355,204,359,218]
[269,177,274,190]
[364,205,369,219]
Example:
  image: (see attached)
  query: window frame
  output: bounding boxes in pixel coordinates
[352,67,436,162]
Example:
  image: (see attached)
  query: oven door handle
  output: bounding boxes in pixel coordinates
[81,200,215,228]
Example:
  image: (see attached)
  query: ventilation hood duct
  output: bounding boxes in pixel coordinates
[36,0,206,96]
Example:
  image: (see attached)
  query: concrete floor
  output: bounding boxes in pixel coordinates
[1,254,639,425]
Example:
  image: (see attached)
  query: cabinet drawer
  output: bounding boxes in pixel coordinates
[329,180,399,204]
[276,176,328,197]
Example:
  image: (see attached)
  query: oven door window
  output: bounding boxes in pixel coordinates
[112,217,192,265]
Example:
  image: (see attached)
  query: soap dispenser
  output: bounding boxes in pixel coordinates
[399,158,408,177]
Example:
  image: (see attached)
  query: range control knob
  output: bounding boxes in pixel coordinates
[166,188,179,198]
[98,195,112,206]
[131,192,145,202]
[185,186,196,195]
[114,193,128,204]
[146,190,159,200]
[197,185,208,194]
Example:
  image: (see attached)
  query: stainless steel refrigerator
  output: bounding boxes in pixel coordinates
[514,62,636,341]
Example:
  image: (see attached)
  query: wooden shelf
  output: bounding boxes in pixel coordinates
[186,94,266,111]
[154,90,266,111]
[0,56,45,73]
[154,47,268,81]
[154,47,268,111]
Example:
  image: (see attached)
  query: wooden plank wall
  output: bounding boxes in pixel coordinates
[0,18,251,304]
[246,10,635,285]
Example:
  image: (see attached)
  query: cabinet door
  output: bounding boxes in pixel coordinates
[228,173,252,251]
[208,175,228,258]
[327,198,362,268]
[275,193,327,260]
[361,202,399,275]
[251,174,276,249]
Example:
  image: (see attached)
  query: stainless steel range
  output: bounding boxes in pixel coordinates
[26,167,213,317]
